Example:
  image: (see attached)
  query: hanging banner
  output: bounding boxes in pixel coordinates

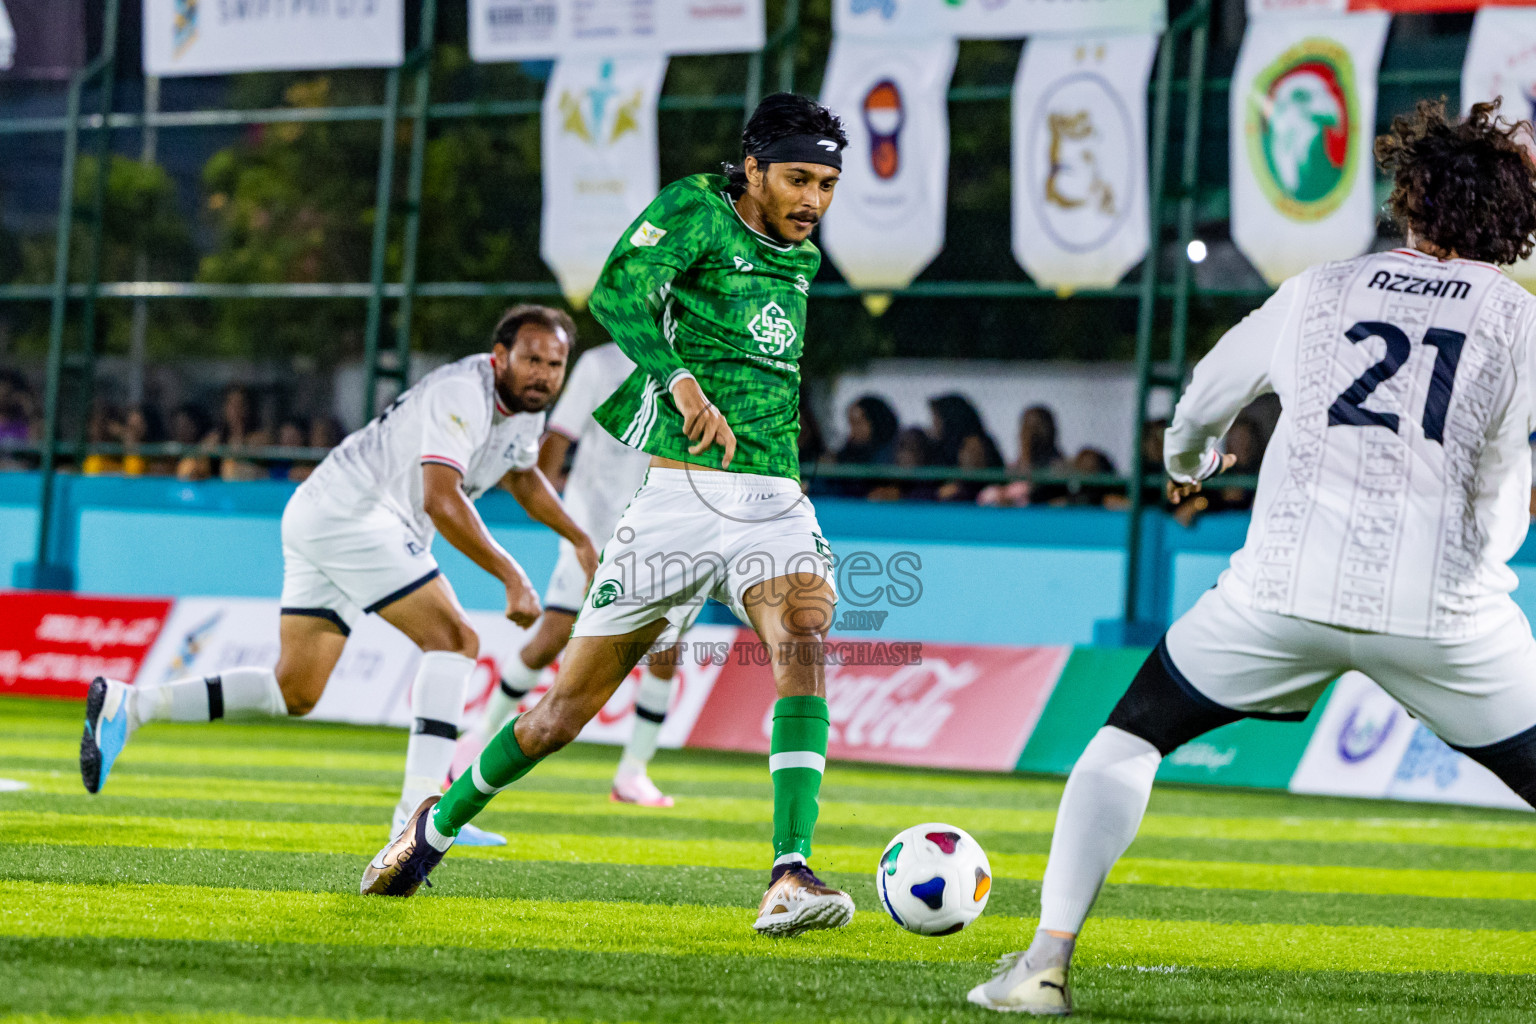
[820,36,958,295]
[1011,34,1157,291]
[1229,12,1389,286]
[833,0,1165,38]
[1462,7,1536,287]
[143,0,404,77]
[541,55,667,307]
[471,0,764,61]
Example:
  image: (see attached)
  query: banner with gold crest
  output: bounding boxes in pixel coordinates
[1011,33,1157,291]
[1229,12,1389,285]
[540,55,668,306]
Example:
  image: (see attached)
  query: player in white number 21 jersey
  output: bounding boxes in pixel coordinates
[973,101,1536,1015]
[80,306,598,849]
[451,342,697,807]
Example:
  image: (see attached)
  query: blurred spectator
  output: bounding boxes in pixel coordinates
[307,415,343,449]
[270,418,307,482]
[868,427,937,502]
[825,394,898,498]
[1207,416,1266,513]
[1134,418,1169,509]
[928,394,1003,502]
[1055,448,1124,508]
[979,404,1069,507]
[180,385,266,482]
[122,405,169,476]
[0,370,35,444]
[171,403,212,480]
[80,400,124,476]
[798,390,826,466]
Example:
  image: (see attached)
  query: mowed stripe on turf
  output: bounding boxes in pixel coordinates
[3,879,1534,975]
[4,810,1534,902]
[7,768,1534,853]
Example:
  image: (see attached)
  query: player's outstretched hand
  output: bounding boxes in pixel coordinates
[1167,452,1238,505]
[672,377,738,469]
[505,578,542,628]
[575,537,600,585]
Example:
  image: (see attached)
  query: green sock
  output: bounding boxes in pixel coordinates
[769,695,829,864]
[433,714,541,835]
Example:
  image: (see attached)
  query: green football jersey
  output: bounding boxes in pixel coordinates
[589,173,821,480]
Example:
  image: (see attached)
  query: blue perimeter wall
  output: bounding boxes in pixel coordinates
[10,471,1536,645]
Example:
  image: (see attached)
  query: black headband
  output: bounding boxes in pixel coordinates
[748,133,843,171]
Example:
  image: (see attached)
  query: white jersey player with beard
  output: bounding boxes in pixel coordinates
[454,342,699,807]
[79,308,596,850]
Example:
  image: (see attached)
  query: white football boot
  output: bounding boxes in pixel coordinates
[610,769,675,808]
[967,951,1072,1015]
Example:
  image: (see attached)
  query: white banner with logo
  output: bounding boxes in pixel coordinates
[540,55,667,306]
[1011,34,1156,291]
[143,0,403,77]
[0,2,14,71]
[1229,12,1388,286]
[820,35,958,294]
[471,0,763,61]
[1462,7,1536,286]
[1290,672,1528,811]
[133,595,732,746]
[834,0,1164,38]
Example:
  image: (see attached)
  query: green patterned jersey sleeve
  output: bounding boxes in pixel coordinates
[589,181,712,392]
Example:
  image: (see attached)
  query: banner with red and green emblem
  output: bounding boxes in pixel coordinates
[1229,12,1390,285]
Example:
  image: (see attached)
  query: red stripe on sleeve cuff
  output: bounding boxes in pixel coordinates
[421,455,465,473]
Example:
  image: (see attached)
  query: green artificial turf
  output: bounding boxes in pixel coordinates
[2,696,1534,1023]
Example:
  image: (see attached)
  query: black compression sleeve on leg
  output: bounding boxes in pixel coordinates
[1105,638,1246,756]
[1453,723,1536,809]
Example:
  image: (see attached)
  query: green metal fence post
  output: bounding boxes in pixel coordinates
[1167,5,1210,404]
[362,69,404,423]
[776,0,801,95]
[1116,21,1178,635]
[26,0,120,590]
[391,0,440,383]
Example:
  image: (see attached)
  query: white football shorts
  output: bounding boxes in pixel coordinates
[278,487,440,633]
[571,468,835,640]
[1166,583,1536,749]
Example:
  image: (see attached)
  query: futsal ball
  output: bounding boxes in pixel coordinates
[876,822,992,935]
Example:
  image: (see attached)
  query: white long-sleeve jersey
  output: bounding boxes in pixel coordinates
[544,342,651,544]
[302,353,544,544]
[1167,248,1536,639]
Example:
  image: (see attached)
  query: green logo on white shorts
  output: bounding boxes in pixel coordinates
[591,579,623,608]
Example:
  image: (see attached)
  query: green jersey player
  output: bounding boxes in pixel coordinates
[364,93,855,936]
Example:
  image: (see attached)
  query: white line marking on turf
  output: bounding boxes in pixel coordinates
[0,779,30,793]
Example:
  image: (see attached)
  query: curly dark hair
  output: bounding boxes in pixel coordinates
[723,92,848,198]
[1375,98,1536,265]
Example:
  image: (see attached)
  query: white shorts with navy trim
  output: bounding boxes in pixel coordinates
[1166,584,1536,749]
[278,488,440,632]
[571,468,835,640]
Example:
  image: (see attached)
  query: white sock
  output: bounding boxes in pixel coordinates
[135,667,286,729]
[617,667,672,779]
[476,655,540,739]
[397,651,474,820]
[1037,726,1161,934]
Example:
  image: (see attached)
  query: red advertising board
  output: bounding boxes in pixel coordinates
[0,591,173,698]
[686,633,1069,772]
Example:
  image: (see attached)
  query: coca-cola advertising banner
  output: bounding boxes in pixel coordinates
[686,638,1069,772]
[0,591,172,699]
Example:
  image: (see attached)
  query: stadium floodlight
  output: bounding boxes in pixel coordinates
[1186,239,1208,264]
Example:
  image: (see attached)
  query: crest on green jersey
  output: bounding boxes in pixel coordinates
[591,579,623,608]
[749,301,798,356]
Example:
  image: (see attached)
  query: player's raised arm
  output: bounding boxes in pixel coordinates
[589,186,737,466]
[1164,276,1297,499]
